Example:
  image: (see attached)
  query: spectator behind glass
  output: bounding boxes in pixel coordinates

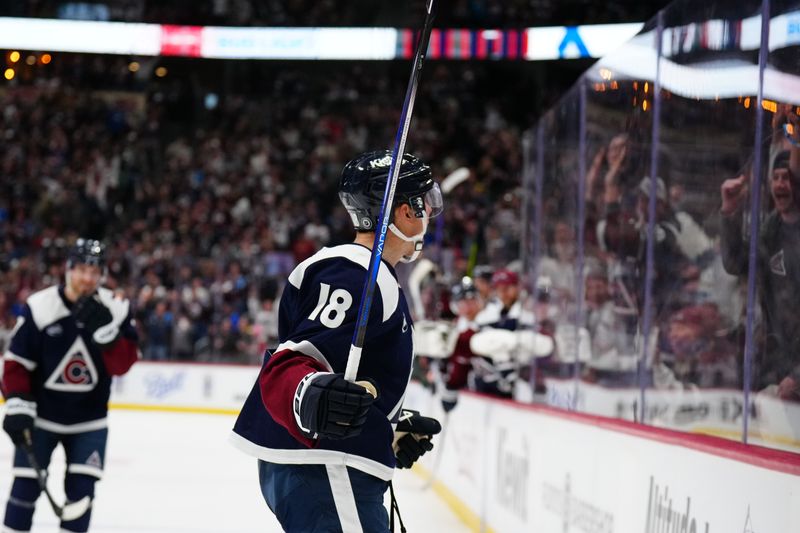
[539,220,577,300]
[661,302,738,389]
[582,260,620,364]
[720,150,800,401]
[597,175,697,321]
[585,133,645,217]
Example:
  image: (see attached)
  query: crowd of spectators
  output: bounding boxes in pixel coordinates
[1,10,797,414]
[1,48,797,405]
[0,54,535,364]
[1,45,797,410]
[527,92,800,399]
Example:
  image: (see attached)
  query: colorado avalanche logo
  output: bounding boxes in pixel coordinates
[64,356,92,384]
[45,336,99,392]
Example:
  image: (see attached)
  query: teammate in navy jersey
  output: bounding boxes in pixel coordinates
[231,151,444,532]
[2,238,139,533]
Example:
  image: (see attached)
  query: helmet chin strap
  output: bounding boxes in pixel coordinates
[388,212,429,263]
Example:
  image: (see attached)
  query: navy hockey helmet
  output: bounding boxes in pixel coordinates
[450,276,480,315]
[450,276,479,302]
[338,150,443,231]
[67,238,107,269]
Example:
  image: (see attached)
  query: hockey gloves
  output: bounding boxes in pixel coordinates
[2,394,36,446]
[73,292,130,347]
[296,373,377,440]
[393,409,442,469]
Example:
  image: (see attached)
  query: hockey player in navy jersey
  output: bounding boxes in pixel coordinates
[231,151,444,532]
[2,238,139,533]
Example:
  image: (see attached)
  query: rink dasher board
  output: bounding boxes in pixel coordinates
[0,360,260,414]
[404,382,800,533]
[0,361,797,531]
[108,361,260,414]
[541,378,800,454]
[2,358,799,451]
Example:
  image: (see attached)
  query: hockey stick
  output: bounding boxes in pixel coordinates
[21,429,92,522]
[344,0,437,386]
[440,166,469,195]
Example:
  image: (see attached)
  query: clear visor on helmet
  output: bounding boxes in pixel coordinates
[423,182,444,218]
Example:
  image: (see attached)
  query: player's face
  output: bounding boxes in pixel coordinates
[495,284,519,308]
[68,263,103,297]
[457,296,482,320]
[607,134,628,165]
[397,203,430,251]
[771,168,797,215]
[412,203,434,231]
[585,276,608,306]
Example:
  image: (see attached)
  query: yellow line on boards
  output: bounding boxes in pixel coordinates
[0,398,238,416]
[692,426,800,450]
[108,403,240,416]
[411,463,496,533]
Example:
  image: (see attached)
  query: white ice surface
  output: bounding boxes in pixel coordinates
[0,410,469,532]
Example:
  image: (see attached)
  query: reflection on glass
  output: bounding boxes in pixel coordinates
[526,0,800,454]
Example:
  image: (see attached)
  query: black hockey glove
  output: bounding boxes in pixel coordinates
[393,409,442,469]
[296,373,377,440]
[73,294,116,347]
[2,394,36,446]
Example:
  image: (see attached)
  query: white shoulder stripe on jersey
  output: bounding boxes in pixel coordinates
[35,417,108,434]
[288,244,399,323]
[27,285,71,330]
[275,340,333,371]
[4,351,37,371]
[228,431,395,481]
[325,464,364,533]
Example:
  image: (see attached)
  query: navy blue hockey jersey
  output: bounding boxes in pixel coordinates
[230,244,414,481]
[4,285,138,433]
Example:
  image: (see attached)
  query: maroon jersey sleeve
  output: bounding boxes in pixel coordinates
[102,337,139,376]
[446,329,477,391]
[1,360,32,397]
[259,349,328,447]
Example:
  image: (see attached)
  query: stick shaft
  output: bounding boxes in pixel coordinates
[22,430,63,518]
[344,0,436,382]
